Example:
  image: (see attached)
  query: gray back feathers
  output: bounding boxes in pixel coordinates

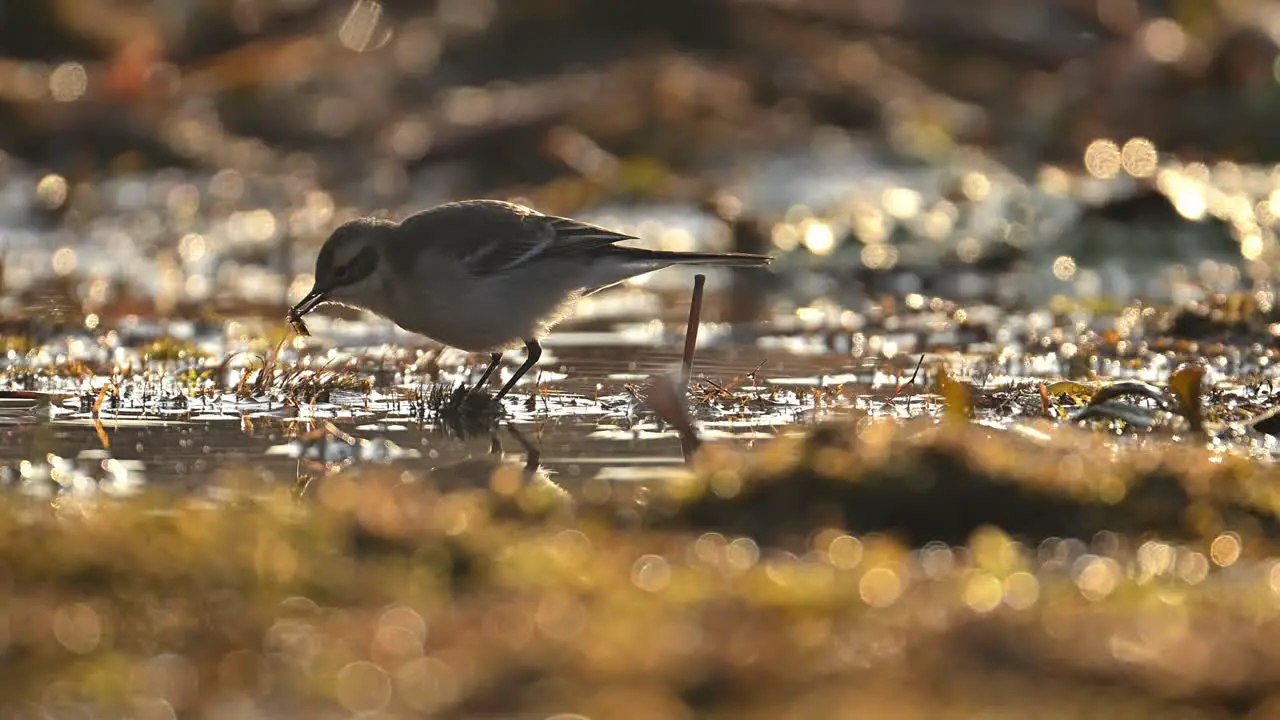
[389,199,639,278]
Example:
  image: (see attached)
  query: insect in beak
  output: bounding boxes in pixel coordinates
[287,286,328,335]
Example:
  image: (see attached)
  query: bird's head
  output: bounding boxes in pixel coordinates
[289,217,395,322]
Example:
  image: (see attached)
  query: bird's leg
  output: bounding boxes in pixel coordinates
[470,352,503,394]
[494,339,542,401]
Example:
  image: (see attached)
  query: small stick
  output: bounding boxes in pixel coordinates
[680,273,707,391]
[891,354,927,399]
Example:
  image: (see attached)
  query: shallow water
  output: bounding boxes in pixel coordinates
[0,322,878,498]
[4,292,1279,511]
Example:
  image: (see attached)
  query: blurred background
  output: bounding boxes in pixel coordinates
[2,0,1280,333]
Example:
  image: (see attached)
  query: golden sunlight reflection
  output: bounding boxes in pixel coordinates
[1157,168,1210,220]
[1139,18,1187,63]
[861,242,899,270]
[919,543,954,579]
[51,248,77,276]
[1052,255,1077,281]
[919,205,955,240]
[1084,140,1121,179]
[1137,541,1175,577]
[335,660,392,714]
[177,233,207,263]
[802,220,837,255]
[1177,551,1209,584]
[852,203,889,243]
[632,554,673,592]
[396,657,460,712]
[338,0,389,53]
[859,567,902,608]
[1240,230,1265,261]
[961,172,990,201]
[36,173,68,209]
[882,187,922,219]
[1209,532,1241,567]
[826,534,864,569]
[956,236,983,263]
[1074,556,1120,601]
[1269,563,1280,596]
[962,572,1003,613]
[1037,165,1073,194]
[725,537,759,571]
[52,603,102,654]
[1120,137,1158,177]
[49,62,88,102]
[1003,572,1040,610]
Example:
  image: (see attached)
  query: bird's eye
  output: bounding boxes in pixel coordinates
[332,264,351,281]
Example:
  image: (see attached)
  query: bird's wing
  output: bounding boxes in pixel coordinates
[462,214,640,277]
[396,200,639,278]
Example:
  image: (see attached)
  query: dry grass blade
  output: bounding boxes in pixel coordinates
[214,351,255,395]
[252,336,289,396]
[234,359,260,399]
[93,418,110,449]
[91,381,118,448]
[91,383,113,418]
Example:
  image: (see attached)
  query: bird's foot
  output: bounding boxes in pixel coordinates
[430,385,505,438]
[450,384,506,416]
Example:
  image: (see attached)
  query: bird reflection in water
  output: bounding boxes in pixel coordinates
[291,420,564,504]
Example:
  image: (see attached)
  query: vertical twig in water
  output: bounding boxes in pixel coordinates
[681,274,707,392]
[891,354,926,399]
[892,353,926,415]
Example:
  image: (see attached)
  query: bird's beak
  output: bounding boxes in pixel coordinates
[288,285,328,321]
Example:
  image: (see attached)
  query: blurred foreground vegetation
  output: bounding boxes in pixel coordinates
[6,410,1280,718]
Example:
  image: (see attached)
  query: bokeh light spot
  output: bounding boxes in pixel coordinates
[1121,137,1158,177]
[1052,255,1077,280]
[52,603,102,654]
[632,554,672,592]
[858,567,902,608]
[962,572,1003,613]
[1209,532,1241,567]
[49,62,87,102]
[36,173,68,209]
[51,248,77,276]
[1139,18,1187,63]
[1084,140,1121,179]
[335,660,391,714]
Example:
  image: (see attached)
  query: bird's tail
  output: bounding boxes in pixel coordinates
[613,247,773,268]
